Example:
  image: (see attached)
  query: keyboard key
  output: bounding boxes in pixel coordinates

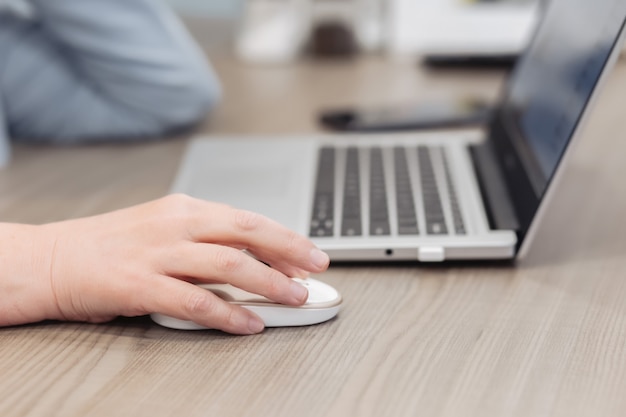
[441,150,466,234]
[342,147,362,236]
[418,146,448,235]
[310,147,335,237]
[369,147,390,236]
[394,147,419,235]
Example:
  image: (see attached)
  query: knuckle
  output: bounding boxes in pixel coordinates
[183,291,215,317]
[223,307,239,329]
[164,192,192,205]
[163,193,196,214]
[263,273,285,300]
[233,209,262,232]
[213,248,242,273]
[158,195,198,237]
[283,230,301,257]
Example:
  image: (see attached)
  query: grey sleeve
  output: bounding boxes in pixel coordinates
[0,0,221,143]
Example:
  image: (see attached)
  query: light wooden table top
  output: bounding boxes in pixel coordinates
[2,43,626,417]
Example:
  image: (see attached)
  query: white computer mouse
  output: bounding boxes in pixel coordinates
[150,277,342,330]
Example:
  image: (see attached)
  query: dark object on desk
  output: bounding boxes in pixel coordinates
[309,21,358,58]
[319,98,493,132]
[422,54,518,70]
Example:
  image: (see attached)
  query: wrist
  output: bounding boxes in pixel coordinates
[0,223,64,325]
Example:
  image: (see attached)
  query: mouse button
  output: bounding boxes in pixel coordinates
[303,283,341,305]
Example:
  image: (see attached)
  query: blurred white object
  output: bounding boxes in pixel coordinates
[235,0,312,63]
[236,0,386,63]
[354,0,385,51]
[388,0,540,57]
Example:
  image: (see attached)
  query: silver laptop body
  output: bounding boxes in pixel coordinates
[171,0,626,263]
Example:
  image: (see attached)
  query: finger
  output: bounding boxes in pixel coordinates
[162,242,309,305]
[143,275,265,335]
[187,202,330,274]
[242,249,312,280]
[245,250,313,279]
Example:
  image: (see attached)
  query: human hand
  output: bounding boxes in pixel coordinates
[0,194,330,334]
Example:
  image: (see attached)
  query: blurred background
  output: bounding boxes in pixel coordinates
[165,0,540,64]
[160,0,541,135]
[165,0,243,18]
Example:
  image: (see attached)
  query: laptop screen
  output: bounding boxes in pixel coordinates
[490,0,626,245]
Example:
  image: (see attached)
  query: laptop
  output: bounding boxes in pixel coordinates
[171,0,626,263]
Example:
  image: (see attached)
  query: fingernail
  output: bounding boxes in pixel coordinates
[310,248,330,270]
[248,316,265,334]
[290,280,309,303]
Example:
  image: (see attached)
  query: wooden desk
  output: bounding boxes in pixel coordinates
[2,45,626,417]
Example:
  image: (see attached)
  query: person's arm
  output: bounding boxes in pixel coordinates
[0,195,330,334]
[1,0,220,142]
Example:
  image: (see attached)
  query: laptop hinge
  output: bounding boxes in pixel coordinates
[469,142,520,231]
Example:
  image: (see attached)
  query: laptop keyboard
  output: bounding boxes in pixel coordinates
[310,145,466,238]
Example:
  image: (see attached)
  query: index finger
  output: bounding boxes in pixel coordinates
[186,200,330,274]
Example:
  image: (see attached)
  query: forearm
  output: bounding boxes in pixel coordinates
[0,223,61,326]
